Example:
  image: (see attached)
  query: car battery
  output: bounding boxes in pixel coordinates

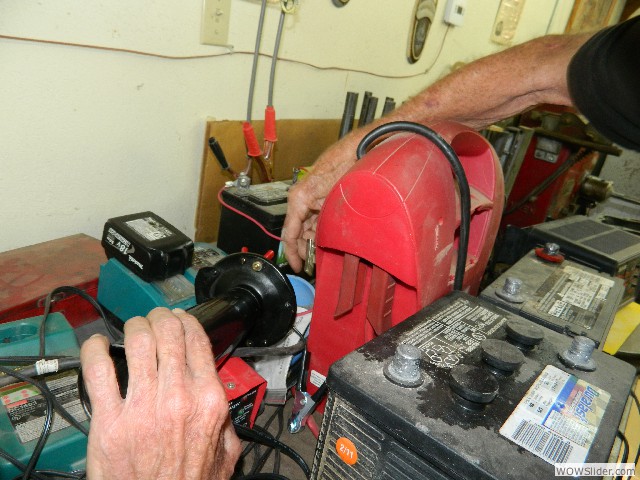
[527,216,640,303]
[0,313,89,478]
[217,181,290,258]
[480,249,624,348]
[312,292,635,480]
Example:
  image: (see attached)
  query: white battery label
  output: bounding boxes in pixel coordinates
[105,227,132,253]
[536,265,614,329]
[559,265,613,310]
[1,371,88,444]
[500,365,610,466]
[126,217,174,241]
[309,370,327,389]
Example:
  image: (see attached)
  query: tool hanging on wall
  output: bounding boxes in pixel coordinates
[338,91,395,140]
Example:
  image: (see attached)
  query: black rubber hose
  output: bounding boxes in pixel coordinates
[356,122,471,291]
[234,424,311,478]
[0,451,50,480]
[232,340,305,358]
[615,431,629,480]
[0,358,81,388]
[234,474,290,480]
[39,285,122,358]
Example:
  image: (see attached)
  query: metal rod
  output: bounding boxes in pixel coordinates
[339,92,359,139]
[357,91,372,127]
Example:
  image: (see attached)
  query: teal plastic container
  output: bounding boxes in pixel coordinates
[0,313,89,478]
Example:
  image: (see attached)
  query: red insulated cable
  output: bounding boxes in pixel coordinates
[217,187,282,242]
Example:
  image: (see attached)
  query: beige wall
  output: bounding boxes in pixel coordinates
[0,0,575,251]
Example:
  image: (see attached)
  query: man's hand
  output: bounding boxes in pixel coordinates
[80,307,241,480]
[283,133,362,271]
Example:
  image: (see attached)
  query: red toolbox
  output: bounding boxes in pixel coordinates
[0,234,106,327]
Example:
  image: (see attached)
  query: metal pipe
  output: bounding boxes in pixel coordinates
[339,92,359,139]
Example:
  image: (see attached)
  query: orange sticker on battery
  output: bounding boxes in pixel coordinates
[335,437,358,465]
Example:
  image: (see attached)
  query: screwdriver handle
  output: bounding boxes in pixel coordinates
[208,137,230,171]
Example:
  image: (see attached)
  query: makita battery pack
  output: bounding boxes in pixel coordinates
[312,292,634,480]
[527,216,640,303]
[101,211,194,282]
[217,182,290,256]
[480,249,624,347]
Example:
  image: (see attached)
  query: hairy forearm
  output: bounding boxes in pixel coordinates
[283,29,597,271]
[328,30,595,161]
[388,32,595,129]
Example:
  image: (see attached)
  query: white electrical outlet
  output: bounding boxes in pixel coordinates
[201,0,232,46]
[444,0,467,26]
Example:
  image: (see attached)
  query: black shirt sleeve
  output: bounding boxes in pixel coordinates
[567,16,640,151]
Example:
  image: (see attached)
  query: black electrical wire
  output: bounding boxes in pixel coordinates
[310,382,327,404]
[234,424,310,479]
[630,389,639,413]
[0,451,51,480]
[615,431,629,480]
[632,387,640,469]
[0,366,54,480]
[233,339,305,358]
[10,469,86,480]
[274,407,287,474]
[0,371,85,479]
[251,408,286,475]
[234,474,290,480]
[0,355,72,364]
[356,122,471,291]
[0,358,81,388]
[274,408,286,474]
[238,402,287,473]
[38,285,122,358]
[31,471,85,480]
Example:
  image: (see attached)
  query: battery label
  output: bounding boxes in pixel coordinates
[1,371,88,444]
[105,227,132,253]
[500,365,610,465]
[191,246,223,270]
[126,217,174,241]
[228,388,259,427]
[402,298,506,369]
[247,182,289,205]
[536,265,614,329]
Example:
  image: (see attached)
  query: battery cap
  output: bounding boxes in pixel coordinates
[481,339,525,373]
[449,364,498,405]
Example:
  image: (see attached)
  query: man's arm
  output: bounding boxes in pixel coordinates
[80,307,241,480]
[283,31,594,272]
